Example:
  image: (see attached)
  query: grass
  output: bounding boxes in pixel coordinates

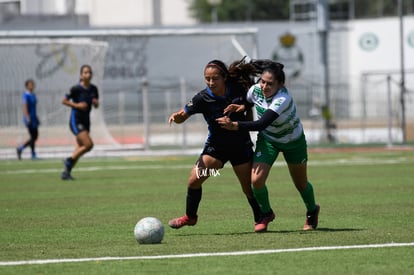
[0,150,414,274]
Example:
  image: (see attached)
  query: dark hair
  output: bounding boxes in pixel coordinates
[205,60,229,77]
[80,64,92,74]
[205,57,260,91]
[25,79,34,88]
[250,59,285,84]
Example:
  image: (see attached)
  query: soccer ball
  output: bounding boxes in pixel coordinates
[134,217,164,244]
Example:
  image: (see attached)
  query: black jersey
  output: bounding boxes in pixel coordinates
[67,83,99,123]
[184,84,251,147]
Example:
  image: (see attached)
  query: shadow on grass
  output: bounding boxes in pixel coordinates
[173,231,254,237]
[173,227,364,236]
[313,227,364,232]
[266,227,364,234]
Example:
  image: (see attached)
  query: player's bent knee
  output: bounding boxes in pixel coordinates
[86,143,94,151]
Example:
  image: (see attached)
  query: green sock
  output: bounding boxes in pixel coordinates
[252,185,271,214]
[300,182,316,212]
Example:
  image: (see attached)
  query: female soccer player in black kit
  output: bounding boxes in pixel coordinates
[61,65,99,180]
[168,59,263,231]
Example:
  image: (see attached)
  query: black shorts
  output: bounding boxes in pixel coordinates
[201,140,253,167]
[69,118,90,136]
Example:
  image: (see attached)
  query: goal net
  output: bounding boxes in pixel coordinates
[0,38,116,156]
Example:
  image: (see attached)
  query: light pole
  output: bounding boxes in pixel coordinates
[207,0,222,24]
[317,0,334,142]
[398,0,406,143]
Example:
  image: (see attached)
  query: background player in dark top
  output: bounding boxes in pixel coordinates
[61,65,99,180]
[168,59,263,231]
[16,79,40,160]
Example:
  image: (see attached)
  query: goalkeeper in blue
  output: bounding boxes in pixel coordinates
[16,79,40,160]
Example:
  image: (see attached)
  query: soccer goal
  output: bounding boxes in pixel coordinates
[0,38,118,158]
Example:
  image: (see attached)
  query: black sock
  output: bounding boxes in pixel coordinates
[186,187,202,219]
[67,157,76,167]
[65,157,75,173]
[248,198,262,223]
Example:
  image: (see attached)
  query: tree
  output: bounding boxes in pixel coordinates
[354,0,396,18]
[188,0,289,23]
[188,0,414,23]
[354,0,414,18]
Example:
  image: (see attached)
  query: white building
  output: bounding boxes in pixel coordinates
[1,0,197,26]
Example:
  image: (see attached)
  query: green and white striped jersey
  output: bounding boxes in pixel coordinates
[246,84,303,144]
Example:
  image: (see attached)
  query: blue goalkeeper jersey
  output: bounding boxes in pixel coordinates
[22,91,39,128]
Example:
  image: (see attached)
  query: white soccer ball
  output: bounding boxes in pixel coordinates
[134,217,164,244]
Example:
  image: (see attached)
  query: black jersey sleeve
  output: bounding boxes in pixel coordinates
[184,91,207,115]
[66,86,78,101]
[238,109,279,131]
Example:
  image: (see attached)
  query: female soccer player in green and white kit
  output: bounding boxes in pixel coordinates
[217,60,320,232]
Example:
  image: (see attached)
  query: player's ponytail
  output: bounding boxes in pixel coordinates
[227,56,260,91]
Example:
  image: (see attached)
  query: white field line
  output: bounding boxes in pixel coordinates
[2,157,412,175]
[1,242,413,266]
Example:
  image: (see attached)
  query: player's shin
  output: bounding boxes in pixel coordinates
[186,187,202,219]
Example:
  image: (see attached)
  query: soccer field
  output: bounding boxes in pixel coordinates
[1,149,414,274]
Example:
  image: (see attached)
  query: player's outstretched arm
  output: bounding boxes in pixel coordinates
[169,109,189,125]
